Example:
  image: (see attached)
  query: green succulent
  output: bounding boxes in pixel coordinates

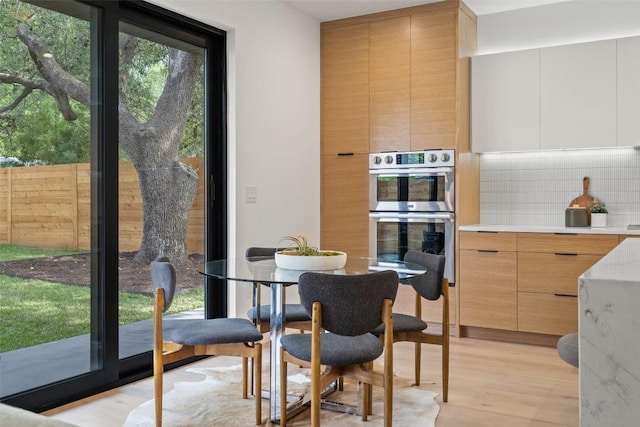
[277,235,341,256]
[590,200,608,214]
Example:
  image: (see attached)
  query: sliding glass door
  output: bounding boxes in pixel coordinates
[0,0,226,411]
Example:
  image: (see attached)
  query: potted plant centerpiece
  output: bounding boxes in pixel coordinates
[590,200,608,228]
[274,235,347,270]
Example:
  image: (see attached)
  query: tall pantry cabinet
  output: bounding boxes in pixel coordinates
[320,1,478,257]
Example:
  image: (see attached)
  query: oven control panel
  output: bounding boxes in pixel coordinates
[369,149,455,169]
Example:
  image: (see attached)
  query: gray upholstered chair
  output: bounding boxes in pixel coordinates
[245,247,312,333]
[151,256,263,426]
[372,250,450,402]
[557,332,579,368]
[279,270,399,427]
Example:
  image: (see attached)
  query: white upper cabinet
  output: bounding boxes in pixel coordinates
[471,49,540,153]
[618,36,640,147]
[471,37,639,152]
[540,40,616,149]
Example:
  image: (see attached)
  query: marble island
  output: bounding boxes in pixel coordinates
[578,237,640,427]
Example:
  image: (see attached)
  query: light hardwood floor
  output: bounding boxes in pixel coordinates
[44,336,578,426]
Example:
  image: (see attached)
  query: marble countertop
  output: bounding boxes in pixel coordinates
[580,237,640,284]
[458,224,640,235]
[578,237,640,426]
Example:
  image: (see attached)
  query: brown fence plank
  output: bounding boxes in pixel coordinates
[2,159,205,254]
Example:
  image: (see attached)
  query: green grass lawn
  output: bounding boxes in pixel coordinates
[0,244,205,352]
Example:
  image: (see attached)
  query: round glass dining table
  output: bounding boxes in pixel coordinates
[199,256,427,423]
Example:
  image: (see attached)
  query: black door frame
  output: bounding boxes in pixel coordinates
[2,0,227,411]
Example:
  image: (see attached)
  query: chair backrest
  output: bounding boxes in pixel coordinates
[297,270,399,336]
[245,247,278,258]
[151,256,176,312]
[403,251,445,301]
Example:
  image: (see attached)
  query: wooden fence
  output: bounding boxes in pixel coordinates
[0,158,204,254]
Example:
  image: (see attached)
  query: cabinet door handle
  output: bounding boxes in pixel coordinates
[554,293,577,298]
[337,152,354,156]
[477,231,498,233]
[554,252,578,256]
[477,249,498,253]
[554,232,577,235]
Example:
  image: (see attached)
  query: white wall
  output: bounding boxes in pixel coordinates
[147,0,320,315]
[475,1,640,228]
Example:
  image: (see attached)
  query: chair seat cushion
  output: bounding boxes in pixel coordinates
[165,318,263,345]
[557,333,579,368]
[247,304,311,323]
[371,313,428,335]
[281,332,383,366]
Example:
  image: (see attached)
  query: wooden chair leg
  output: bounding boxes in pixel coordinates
[255,343,262,425]
[414,342,421,386]
[361,381,369,421]
[242,357,248,399]
[153,353,163,427]
[442,340,449,402]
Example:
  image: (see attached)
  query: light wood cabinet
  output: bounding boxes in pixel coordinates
[369,17,410,153]
[322,4,475,155]
[320,3,478,260]
[459,231,619,339]
[617,36,640,147]
[459,232,517,330]
[320,154,369,256]
[411,9,458,150]
[518,252,602,295]
[517,233,618,255]
[516,233,617,336]
[540,39,617,149]
[471,49,540,153]
[321,24,370,155]
[517,293,577,336]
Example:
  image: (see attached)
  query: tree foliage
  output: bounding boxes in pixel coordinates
[0,0,207,262]
[0,0,204,165]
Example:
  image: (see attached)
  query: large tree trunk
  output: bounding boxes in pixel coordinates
[14,23,203,264]
[134,160,198,263]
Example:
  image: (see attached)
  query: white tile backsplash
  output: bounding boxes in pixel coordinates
[479,147,640,227]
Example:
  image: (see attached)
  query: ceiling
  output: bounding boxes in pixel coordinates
[281,0,574,21]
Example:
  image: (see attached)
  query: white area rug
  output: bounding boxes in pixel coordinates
[123,364,439,426]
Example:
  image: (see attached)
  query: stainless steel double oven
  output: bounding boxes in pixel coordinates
[369,150,455,283]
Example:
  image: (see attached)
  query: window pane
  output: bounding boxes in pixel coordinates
[117,24,205,358]
[0,0,99,396]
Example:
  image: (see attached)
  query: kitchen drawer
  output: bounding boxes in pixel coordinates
[518,292,577,336]
[459,231,517,251]
[517,232,618,255]
[518,252,601,295]
[459,249,517,331]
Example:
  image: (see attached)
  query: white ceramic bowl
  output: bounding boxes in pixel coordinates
[274,251,347,271]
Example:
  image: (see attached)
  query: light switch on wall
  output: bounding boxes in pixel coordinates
[246,185,257,203]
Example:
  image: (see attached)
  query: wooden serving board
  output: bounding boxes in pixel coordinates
[569,176,594,209]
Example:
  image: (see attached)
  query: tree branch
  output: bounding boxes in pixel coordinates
[16,23,89,114]
[0,72,76,119]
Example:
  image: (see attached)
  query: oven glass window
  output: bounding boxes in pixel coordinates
[375,221,446,261]
[376,175,445,202]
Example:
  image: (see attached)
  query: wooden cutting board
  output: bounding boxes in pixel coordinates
[569,176,594,210]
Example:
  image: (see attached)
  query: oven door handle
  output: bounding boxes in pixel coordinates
[369,212,455,221]
[369,167,454,176]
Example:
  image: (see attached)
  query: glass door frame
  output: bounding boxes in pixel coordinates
[2,0,227,412]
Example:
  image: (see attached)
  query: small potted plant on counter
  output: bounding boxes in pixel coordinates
[590,200,608,228]
[275,235,346,270]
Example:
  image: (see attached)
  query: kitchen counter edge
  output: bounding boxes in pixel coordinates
[458,224,640,235]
